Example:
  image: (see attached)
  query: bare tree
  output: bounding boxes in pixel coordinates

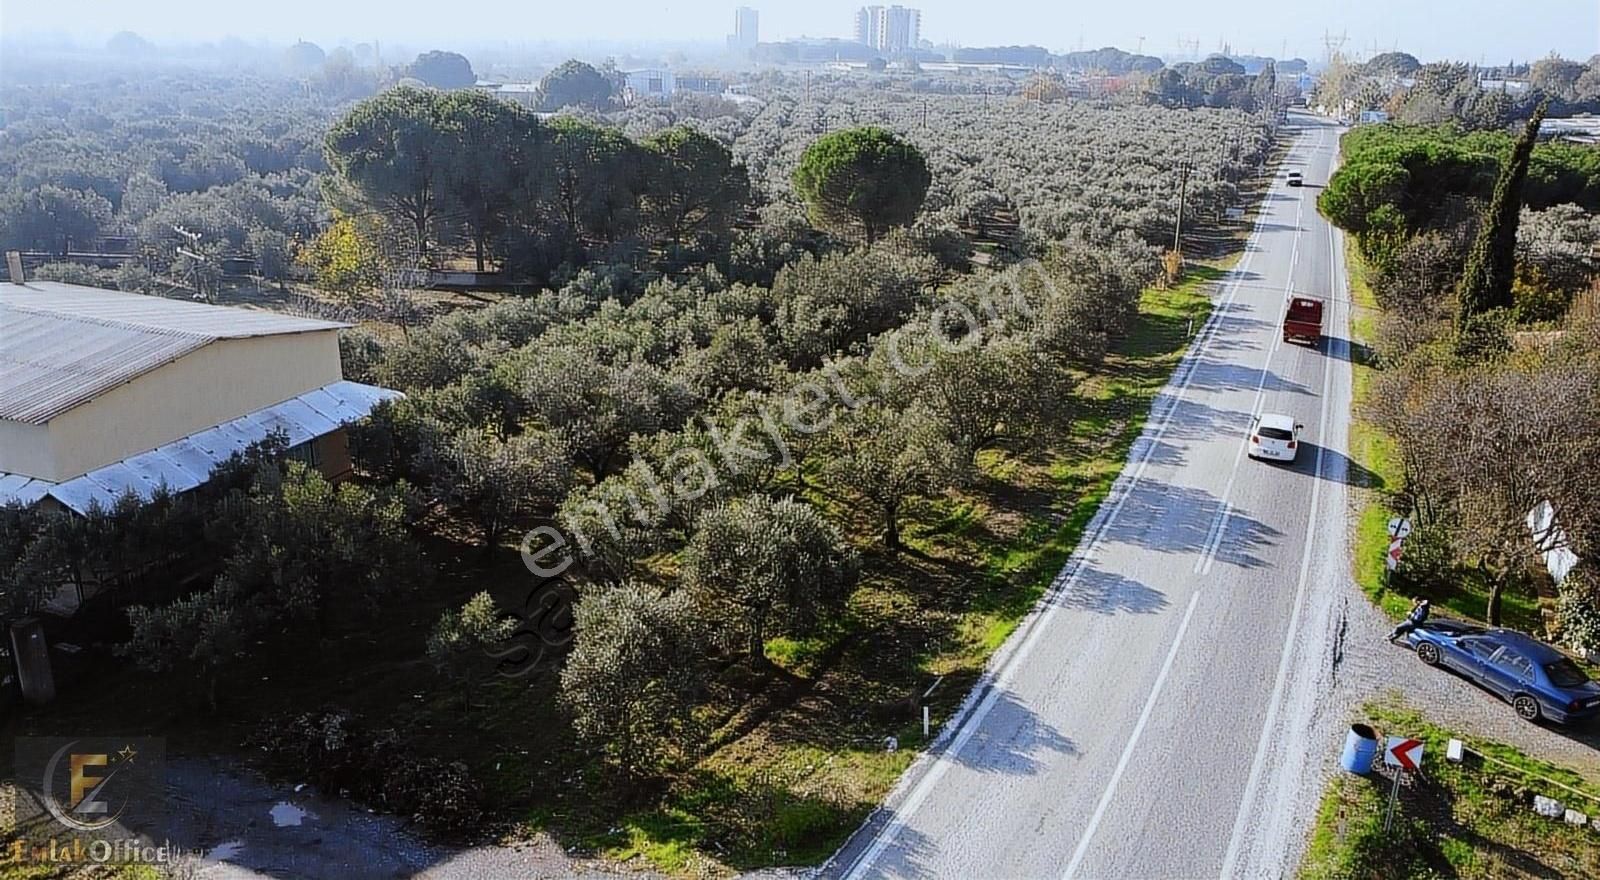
[1411,365,1597,623]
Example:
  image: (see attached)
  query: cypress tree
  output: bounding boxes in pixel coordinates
[1455,100,1547,356]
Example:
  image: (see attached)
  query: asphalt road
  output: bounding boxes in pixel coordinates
[823,115,1357,880]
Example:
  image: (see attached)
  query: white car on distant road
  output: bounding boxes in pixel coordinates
[1248,412,1304,462]
[1286,170,1303,187]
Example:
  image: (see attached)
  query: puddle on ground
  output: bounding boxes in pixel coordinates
[207,839,245,861]
[270,802,314,827]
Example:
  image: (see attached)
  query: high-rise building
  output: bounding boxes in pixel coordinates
[854,5,920,54]
[730,7,759,50]
[854,6,880,49]
[881,5,920,53]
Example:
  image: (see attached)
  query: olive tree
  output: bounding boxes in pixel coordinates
[559,582,705,780]
[823,398,967,550]
[517,344,696,478]
[421,427,574,551]
[681,495,859,665]
[427,591,517,709]
[878,329,1071,462]
[120,580,243,710]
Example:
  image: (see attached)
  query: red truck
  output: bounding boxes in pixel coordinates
[1282,295,1325,346]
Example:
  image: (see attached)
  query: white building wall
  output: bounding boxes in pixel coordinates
[9,330,344,482]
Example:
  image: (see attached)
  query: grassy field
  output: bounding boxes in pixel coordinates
[1341,242,1542,632]
[1300,700,1600,880]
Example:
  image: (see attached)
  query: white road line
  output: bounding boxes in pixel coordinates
[1193,149,1306,576]
[1218,127,1341,879]
[1061,589,1204,880]
[835,178,1276,880]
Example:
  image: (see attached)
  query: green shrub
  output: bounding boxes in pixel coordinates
[249,708,483,837]
[1557,568,1600,652]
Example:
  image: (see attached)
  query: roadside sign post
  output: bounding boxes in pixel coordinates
[1382,736,1424,831]
[921,675,943,741]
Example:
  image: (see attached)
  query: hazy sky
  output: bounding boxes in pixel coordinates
[3,1,1595,62]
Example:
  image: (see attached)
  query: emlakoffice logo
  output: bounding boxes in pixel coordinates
[44,741,138,831]
[14,737,164,836]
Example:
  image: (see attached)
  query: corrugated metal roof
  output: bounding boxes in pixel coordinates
[0,380,402,513]
[0,282,348,425]
[0,308,211,424]
[0,473,53,507]
[1,283,346,338]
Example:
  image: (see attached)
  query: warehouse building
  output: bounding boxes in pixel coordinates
[0,281,400,513]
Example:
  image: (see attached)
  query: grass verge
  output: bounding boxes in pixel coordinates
[1300,698,1600,880]
[1344,239,1411,620]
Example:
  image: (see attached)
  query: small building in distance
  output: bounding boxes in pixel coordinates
[624,68,676,100]
[0,281,401,513]
[484,81,541,108]
[1540,115,1600,145]
[620,69,729,103]
[676,73,729,94]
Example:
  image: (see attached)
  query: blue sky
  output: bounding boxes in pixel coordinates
[4,1,1595,62]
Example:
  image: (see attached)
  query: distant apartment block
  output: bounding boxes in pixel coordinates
[853,7,879,49]
[853,5,920,54]
[730,6,759,50]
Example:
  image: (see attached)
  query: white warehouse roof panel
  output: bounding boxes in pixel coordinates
[0,282,349,425]
[0,381,402,514]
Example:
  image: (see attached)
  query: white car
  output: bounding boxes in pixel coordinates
[1248,412,1304,462]
[1286,171,1303,187]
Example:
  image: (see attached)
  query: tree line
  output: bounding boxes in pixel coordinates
[1315,52,1600,131]
[1323,113,1600,637]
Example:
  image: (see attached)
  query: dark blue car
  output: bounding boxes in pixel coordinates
[1405,621,1600,725]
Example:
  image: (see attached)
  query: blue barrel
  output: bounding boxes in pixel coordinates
[1341,723,1378,774]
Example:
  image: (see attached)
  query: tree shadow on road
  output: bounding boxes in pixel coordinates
[1131,396,1243,465]
[822,808,939,879]
[1052,566,1171,616]
[940,687,1080,775]
[1097,483,1284,570]
[1251,221,1307,234]
[1184,358,1316,398]
[1187,312,1274,356]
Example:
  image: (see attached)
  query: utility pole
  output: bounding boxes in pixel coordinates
[921,97,928,128]
[1172,161,1192,259]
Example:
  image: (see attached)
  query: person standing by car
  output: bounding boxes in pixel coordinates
[1389,597,1431,642]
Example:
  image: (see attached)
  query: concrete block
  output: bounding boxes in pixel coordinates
[1565,809,1588,826]
[1533,795,1563,818]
